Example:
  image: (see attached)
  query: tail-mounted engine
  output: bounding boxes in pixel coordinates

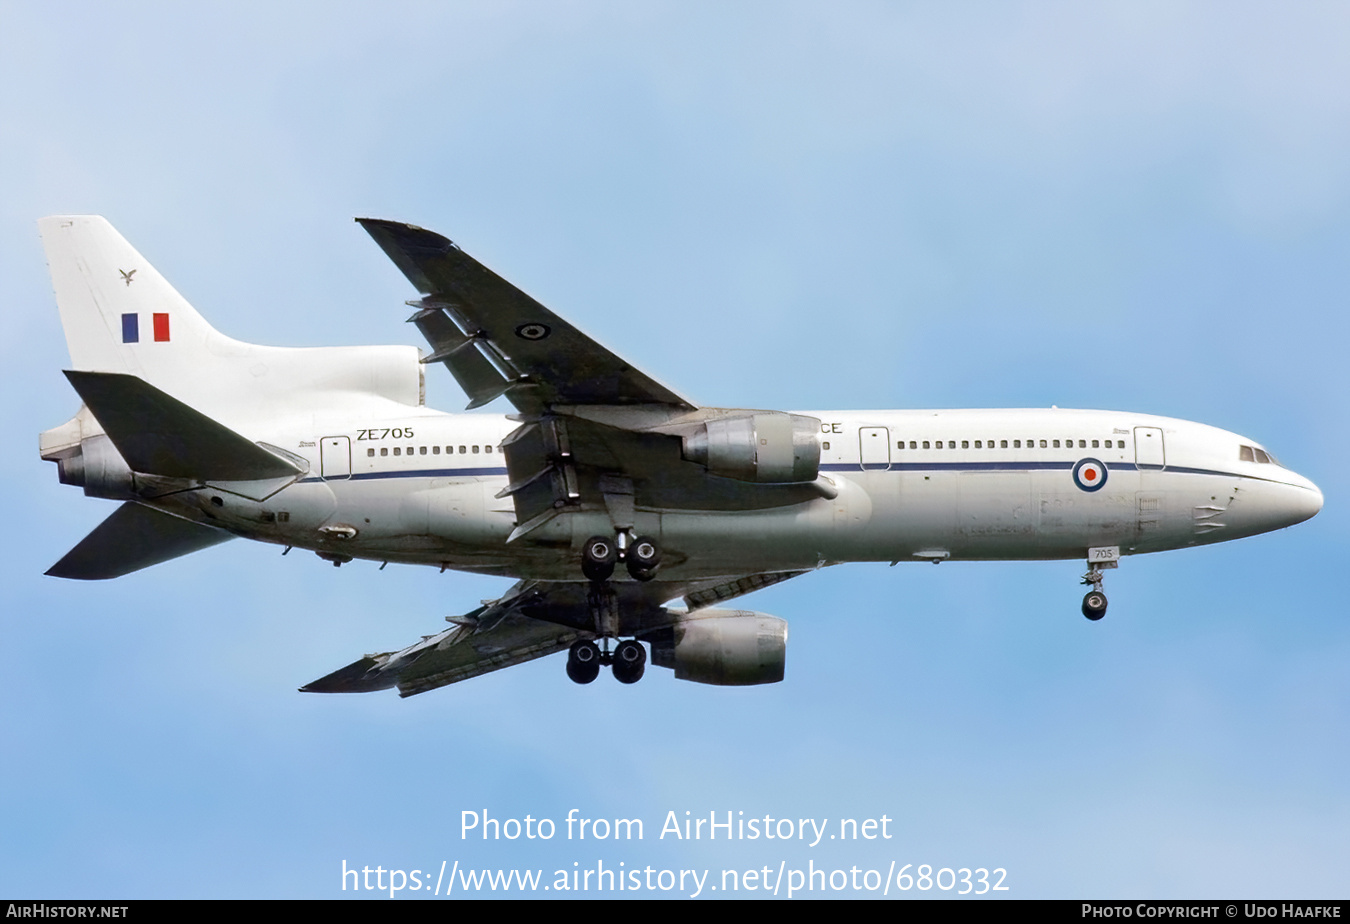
[44,433,135,500]
[682,412,820,484]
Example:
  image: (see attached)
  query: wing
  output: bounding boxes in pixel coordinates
[357,219,695,413]
[301,579,660,697]
[360,219,832,537]
[301,571,807,696]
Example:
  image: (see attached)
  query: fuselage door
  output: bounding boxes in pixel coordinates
[1134,427,1165,470]
[320,435,352,480]
[859,427,891,471]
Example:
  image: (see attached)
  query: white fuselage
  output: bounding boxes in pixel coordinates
[164,405,1323,582]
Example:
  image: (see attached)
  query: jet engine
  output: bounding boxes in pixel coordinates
[48,434,134,500]
[648,609,788,685]
[682,412,820,483]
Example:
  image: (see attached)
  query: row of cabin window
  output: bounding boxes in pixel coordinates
[896,443,1128,453]
[367,444,498,458]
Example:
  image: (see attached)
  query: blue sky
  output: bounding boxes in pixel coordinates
[2,2,1348,899]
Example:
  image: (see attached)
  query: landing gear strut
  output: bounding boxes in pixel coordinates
[570,531,661,684]
[1080,547,1118,621]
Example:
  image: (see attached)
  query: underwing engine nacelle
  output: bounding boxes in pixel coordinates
[648,609,789,685]
[682,412,821,483]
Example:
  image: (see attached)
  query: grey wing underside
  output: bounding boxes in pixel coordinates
[302,571,806,697]
[357,218,695,414]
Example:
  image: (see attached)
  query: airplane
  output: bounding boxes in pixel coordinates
[37,216,1324,696]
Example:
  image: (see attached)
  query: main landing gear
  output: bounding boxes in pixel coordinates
[1080,547,1118,621]
[566,638,647,685]
[568,533,661,684]
[581,534,661,583]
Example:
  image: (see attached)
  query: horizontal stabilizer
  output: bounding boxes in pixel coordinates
[47,502,233,580]
[64,371,302,480]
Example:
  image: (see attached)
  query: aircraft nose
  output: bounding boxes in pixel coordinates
[1286,479,1324,527]
[1230,473,1322,539]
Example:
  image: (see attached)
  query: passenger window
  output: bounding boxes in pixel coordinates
[1013,440,1020,448]
[909,441,917,449]
[922,441,930,449]
[419,446,427,455]
[822,441,830,450]
[1091,439,1099,449]
[1000,440,1007,448]
[485,445,493,454]
[1052,440,1060,448]
[459,446,467,454]
[367,448,375,457]
[974,440,982,449]
[1118,440,1125,449]
[393,447,400,456]
[433,445,440,454]
[1039,440,1047,448]
[380,447,388,457]
[962,440,969,449]
[896,441,904,450]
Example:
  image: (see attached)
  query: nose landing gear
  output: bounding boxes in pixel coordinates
[1080,546,1119,621]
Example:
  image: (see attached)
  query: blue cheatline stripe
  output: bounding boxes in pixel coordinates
[289,460,1291,487]
[121,313,139,343]
[823,460,1079,473]
[823,460,1290,483]
[298,467,508,483]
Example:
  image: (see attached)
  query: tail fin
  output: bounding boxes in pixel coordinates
[39,216,425,419]
[39,216,227,385]
[46,502,233,580]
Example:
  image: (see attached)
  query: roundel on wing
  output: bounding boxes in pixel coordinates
[515,322,551,341]
[1072,458,1108,492]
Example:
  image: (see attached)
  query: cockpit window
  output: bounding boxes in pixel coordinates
[1240,444,1280,466]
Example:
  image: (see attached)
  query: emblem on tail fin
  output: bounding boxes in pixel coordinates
[118,268,136,286]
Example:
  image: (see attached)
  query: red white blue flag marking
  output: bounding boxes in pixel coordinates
[121,313,170,343]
